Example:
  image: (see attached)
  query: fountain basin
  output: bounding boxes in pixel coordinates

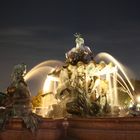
[1,117,140,140]
[0,118,64,140]
[67,117,140,140]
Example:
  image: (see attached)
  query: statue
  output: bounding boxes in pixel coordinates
[74,33,84,49]
[55,34,112,117]
[65,33,94,65]
[0,63,41,132]
[6,63,31,115]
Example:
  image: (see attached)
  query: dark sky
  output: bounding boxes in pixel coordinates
[0,0,140,92]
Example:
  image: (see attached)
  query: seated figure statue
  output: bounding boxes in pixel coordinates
[7,63,32,116]
[0,63,40,132]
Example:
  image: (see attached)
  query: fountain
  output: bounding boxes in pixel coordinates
[27,34,135,119]
[0,34,140,140]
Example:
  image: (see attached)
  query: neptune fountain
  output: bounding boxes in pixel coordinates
[24,34,138,118]
[0,34,140,140]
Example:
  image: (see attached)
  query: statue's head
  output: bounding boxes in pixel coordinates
[12,63,27,81]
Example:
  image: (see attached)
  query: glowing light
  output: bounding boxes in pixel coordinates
[113,70,118,106]
[128,101,134,108]
[106,72,113,106]
[94,65,117,76]
[136,95,140,103]
[43,75,59,94]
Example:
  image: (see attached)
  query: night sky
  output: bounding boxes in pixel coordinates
[0,0,140,92]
